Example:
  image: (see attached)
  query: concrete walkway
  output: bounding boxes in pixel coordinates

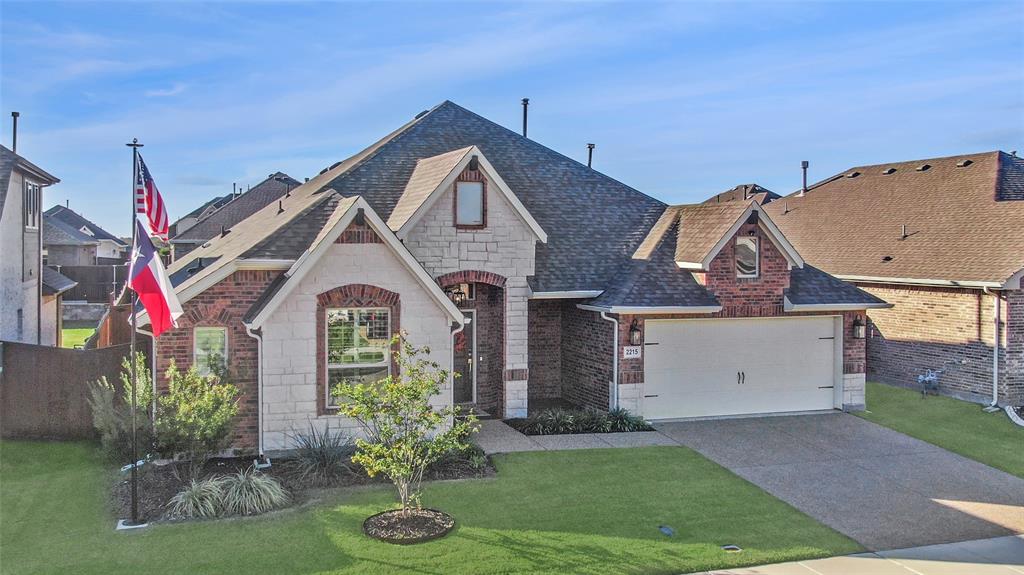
[656,413,1024,551]
[473,419,676,454]
[692,535,1024,574]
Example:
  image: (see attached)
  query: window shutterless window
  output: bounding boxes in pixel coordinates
[23,181,40,229]
[325,308,391,407]
[454,181,484,227]
[194,327,228,376]
[735,237,759,278]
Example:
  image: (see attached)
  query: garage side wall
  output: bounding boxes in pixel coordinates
[561,303,613,410]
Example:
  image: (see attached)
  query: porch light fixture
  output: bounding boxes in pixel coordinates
[629,319,642,346]
[852,316,866,339]
[445,286,467,305]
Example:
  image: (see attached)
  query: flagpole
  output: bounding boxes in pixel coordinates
[126,138,143,526]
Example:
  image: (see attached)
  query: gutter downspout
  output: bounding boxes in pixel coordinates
[600,312,619,410]
[983,287,1000,409]
[244,324,265,457]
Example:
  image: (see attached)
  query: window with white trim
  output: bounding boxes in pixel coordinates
[454,181,484,227]
[735,236,759,278]
[23,181,40,229]
[194,327,228,376]
[326,308,391,407]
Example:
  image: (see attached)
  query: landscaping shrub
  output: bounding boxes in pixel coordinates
[168,477,224,519]
[86,352,155,464]
[155,361,239,479]
[220,467,290,516]
[333,335,477,516]
[510,407,653,435]
[287,423,356,486]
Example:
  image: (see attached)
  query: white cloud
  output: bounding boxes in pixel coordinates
[145,82,188,98]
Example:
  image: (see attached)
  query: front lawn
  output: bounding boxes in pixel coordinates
[0,441,858,575]
[61,327,95,348]
[857,382,1024,479]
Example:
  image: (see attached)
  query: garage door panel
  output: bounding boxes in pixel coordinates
[643,317,836,420]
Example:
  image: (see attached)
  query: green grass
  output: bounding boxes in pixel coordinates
[61,328,95,349]
[857,382,1024,479]
[0,441,858,575]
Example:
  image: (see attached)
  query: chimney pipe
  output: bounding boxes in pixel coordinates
[586,143,595,168]
[11,111,19,153]
[233,182,237,197]
[521,98,529,138]
[799,160,809,196]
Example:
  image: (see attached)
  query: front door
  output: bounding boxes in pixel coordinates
[453,310,476,404]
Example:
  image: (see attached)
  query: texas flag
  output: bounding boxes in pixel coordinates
[129,219,183,337]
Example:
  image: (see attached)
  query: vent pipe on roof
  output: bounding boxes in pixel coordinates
[521,98,529,137]
[233,182,237,197]
[10,111,19,153]
[799,160,809,196]
[900,224,908,240]
[587,143,595,168]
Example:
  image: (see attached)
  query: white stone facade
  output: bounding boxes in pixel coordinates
[842,373,866,411]
[403,172,539,418]
[616,382,643,415]
[259,241,454,451]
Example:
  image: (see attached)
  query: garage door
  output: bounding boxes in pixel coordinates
[643,317,837,419]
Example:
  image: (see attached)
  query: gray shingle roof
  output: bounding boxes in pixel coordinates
[42,266,77,296]
[704,184,780,205]
[786,265,887,307]
[45,205,125,246]
[1,145,59,220]
[44,214,99,246]
[172,172,300,243]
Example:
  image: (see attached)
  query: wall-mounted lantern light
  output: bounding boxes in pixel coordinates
[852,316,866,339]
[445,286,467,305]
[629,319,642,346]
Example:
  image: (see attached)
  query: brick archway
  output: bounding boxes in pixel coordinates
[435,270,507,289]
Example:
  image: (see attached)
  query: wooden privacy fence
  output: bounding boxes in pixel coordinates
[0,341,141,439]
[52,264,127,302]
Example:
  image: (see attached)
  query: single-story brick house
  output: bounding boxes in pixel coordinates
[139,101,886,454]
[765,151,1024,406]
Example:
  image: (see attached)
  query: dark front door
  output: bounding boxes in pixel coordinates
[453,311,476,404]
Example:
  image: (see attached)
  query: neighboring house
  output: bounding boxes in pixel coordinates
[43,213,98,265]
[141,101,885,455]
[168,192,233,238]
[0,144,73,346]
[767,151,1024,406]
[169,172,299,261]
[45,205,128,263]
[704,183,780,205]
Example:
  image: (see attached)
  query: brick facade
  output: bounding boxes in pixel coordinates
[527,300,563,401]
[858,283,1020,404]
[451,282,505,415]
[154,270,282,453]
[314,284,400,416]
[561,303,613,410]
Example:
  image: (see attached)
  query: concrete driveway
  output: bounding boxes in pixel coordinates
[655,413,1024,551]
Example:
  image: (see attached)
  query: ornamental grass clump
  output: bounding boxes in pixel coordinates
[168,477,225,519]
[333,335,477,517]
[288,423,356,486]
[220,467,290,516]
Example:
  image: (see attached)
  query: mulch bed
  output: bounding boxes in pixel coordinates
[111,448,495,523]
[363,508,455,544]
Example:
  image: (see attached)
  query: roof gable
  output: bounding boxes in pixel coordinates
[45,205,125,245]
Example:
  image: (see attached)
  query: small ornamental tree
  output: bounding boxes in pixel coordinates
[86,352,155,463]
[155,361,240,479]
[333,335,477,516]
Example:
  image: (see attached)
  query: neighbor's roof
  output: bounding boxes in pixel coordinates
[766,151,1024,286]
[42,266,77,296]
[703,184,780,205]
[169,193,232,235]
[0,145,60,220]
[44,214,99,246]
[45,205,126,246]
[172,172,300,244]
[169,101,665,298]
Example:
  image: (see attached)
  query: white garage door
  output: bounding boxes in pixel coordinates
[643,317,837,419]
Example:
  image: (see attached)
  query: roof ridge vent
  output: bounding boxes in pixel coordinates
[916,164,931,172]
[846,171,861,178]
[956,159,973,168]
[882,167,897,175]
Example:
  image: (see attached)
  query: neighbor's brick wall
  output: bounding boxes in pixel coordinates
[172,242,199,262]
[1007,289,1023,405]
[527,300,563,401]
[856,283,1013,403]
[154,270,282,453]
[561,303,613,410]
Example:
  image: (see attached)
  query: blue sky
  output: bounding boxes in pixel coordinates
[2,1,1022,236]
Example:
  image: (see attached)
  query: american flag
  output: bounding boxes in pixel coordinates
[135,153,169,240]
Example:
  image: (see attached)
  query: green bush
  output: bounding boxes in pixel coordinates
[510,407,652,435]
[287,423,355,486]
[220,467,289,516]
[86,352,155,464]
[155,361,239,479]
[168,477,224,519]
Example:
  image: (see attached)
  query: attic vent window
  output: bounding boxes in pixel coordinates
[846,171,861,178]
[454,180,485,228]
[916,164,931,172]
[956,159,973,168]
[882,168,897,175]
